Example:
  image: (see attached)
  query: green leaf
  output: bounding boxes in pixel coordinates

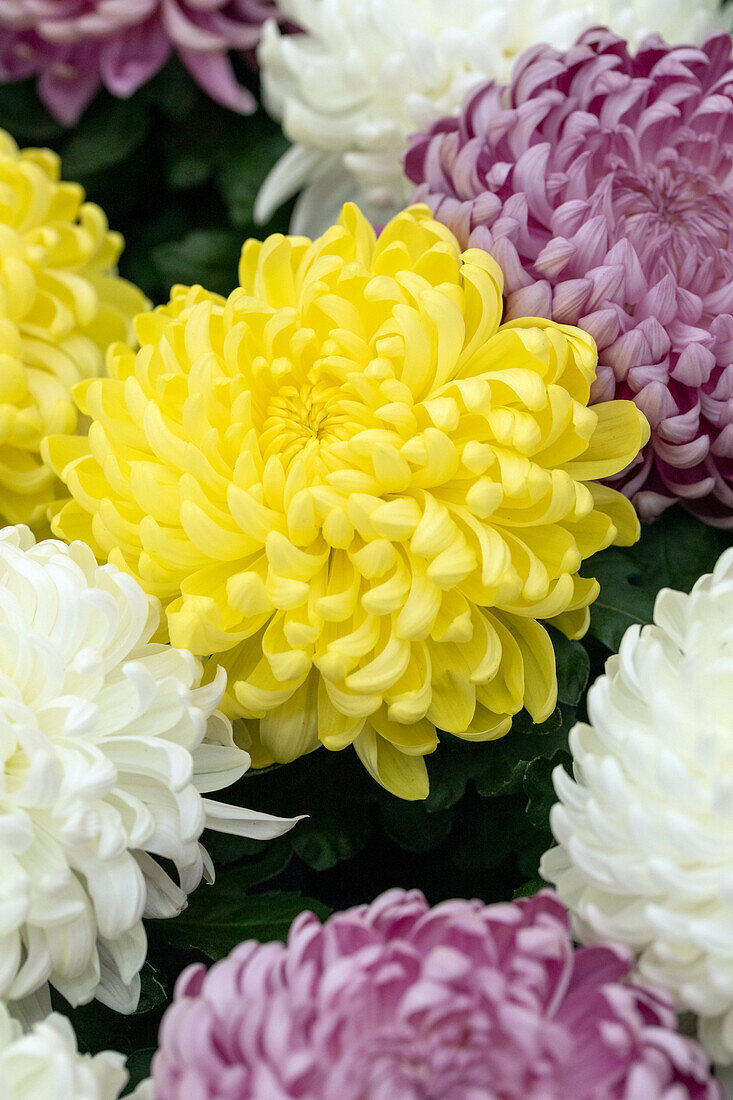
[0,82,64,144]
[148,873,330,959]
[292,804,374,871]
[472,706,567,801]
[201,831,292,876]
[587,507,729,651]
[423,738,485,812]
[118,205,191,301]
[146,57,199,120]
[61,96,150,177]
[52,962,166,1061]
[150,229,242,297]
[586,546,655,651]
[378,796,454,853]
[635,506,727,592]
[217,120,289,227]
[162,102,250,191]
[233,748,375,872]
[513,877,546,899]
[548,627,590,706]
[450,795,526,871]
[124,1049,155,1095]
[523,753,569,829]
[132,962,167,1015]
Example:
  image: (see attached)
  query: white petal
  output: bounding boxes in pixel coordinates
[254,143,330,224]
[0,522,299,1013]
[543,547,733,1066]
[203,798,304,840]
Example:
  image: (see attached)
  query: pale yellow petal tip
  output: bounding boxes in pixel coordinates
[590,482,642,549]
[336,201,377,233]
[460,246,506,293]
[286,200,464,262]
[355,730,431,801]
[403,202,435,221]
[612,495,642,548]
[383,769,430,802]
[526,674,558,725]
[550,606,592,642]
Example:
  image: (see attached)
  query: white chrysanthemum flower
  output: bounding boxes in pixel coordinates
[0,1002,127,1100]
[255,0,729,235]
[0,526,299,1015]
[541,547,733,1066]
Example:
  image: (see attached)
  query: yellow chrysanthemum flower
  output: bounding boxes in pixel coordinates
[0,128,148,529]
[44,204,649,800]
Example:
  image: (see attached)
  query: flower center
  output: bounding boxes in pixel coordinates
[259,373,350,472]
[609,160,733,273]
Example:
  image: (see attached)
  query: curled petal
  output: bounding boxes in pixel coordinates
[48,203,647,800]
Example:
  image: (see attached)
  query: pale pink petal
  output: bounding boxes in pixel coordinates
[99,20,171,97]
[0,0,287,120]
[149,888,722,1099]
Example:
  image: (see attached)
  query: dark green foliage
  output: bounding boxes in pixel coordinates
[148,880,331,960]
[586,506,729,650]
[0,60,292,306]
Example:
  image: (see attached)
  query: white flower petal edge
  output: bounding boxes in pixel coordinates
[255,0,730,236]
[0,526,301,1014]
[540,546,733,1066]
[0,1001,127,1100]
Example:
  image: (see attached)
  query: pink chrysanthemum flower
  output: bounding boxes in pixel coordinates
[148,889,722,1099]
[407,30,733,527]
[0,0,285,125]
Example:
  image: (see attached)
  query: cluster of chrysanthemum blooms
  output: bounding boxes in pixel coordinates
[2,2,733,1096]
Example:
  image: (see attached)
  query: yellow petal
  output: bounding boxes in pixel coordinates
[259,676,320,762]
[353,726,430,801]
[43,196,652,800]
[562,401,650,482]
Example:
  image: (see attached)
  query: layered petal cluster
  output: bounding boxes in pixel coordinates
[0,128,147,530]
[0,1002,127,1099]
[45,204,649,800]
[0,0,285,126]
[541,548,733,1066]
[0,525,297,1014]
[149,888,722,1099]
[255,0,728,236]
[408,29,733,527]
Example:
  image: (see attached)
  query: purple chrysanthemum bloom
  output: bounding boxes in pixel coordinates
[0,0,286,125]
[407,29,733,527]
[149,889,722,1099]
